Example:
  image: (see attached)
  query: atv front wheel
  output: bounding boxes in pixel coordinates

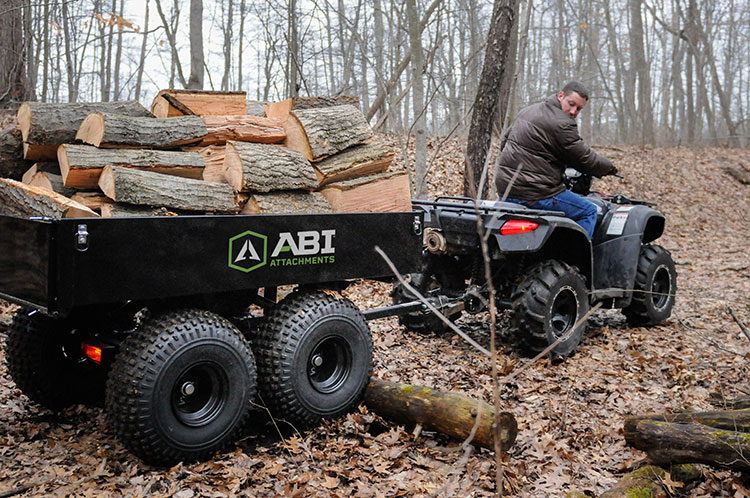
[512,260,589,358]
[253,290,372,429]
[622,245,676,326]
[105,309,257,466]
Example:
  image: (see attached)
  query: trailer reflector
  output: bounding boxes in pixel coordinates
[500,220,539,235]
[82,343,103,364]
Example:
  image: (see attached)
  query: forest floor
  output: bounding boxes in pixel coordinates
[1,139,749,497]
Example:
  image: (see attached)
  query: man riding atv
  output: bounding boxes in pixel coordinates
[495,81,618,238]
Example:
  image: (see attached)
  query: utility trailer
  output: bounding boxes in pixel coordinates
[0,212,424,466]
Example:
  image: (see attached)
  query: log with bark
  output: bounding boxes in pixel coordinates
[320,171,412,213]
[289,95,360,110]
[75,113,206,148]
[28,171,76,197]
[266,102,373,162]
[0,128,30,180]
[624,408,750,434]
[240,190,333,215]
[313,138,394,187]
[100,203,174,218]
[0,178,98,218]
[198,115,285,146]
[363,378,517,452]
[724,166,750,185]
[596,464,701,498]
[98,165,237,213]
[223,141,318,193]
[58,144,205,189]
[21,162,59,184]
[151,89,247,118]
[16,101,152,160]
[246,100,267,117]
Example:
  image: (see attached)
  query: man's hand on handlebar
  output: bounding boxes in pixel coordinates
[608,166,623,178]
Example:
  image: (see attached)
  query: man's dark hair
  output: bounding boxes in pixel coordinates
[561,81,589,101]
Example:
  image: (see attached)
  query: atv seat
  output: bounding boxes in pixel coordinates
[586,195,611,229]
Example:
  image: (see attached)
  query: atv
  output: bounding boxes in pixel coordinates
[392,170,677,358]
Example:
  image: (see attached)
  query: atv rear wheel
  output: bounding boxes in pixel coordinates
[622,245,676,326]
[6,308,105,410]
[253,290,373,429]
[512,260,589,358]
[105,309,257,466]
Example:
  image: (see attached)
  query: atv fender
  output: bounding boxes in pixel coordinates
[591,205,665,303]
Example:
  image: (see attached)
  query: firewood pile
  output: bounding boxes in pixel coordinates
[0,90,411,219]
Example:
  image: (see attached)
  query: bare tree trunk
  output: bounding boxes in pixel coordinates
[464,0,520,198]
[237,0,246,91]
[113,0,124,100]
[287,0,299,97]
[629,0,654,145]
[155,0,188,88]
[405,0,426,198]
[0,0,29,107]
[187,0,204,89]
[135,0,150,100]
[221,0,233,91]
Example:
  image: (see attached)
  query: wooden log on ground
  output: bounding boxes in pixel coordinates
[624,408,750,434]
[313,138,394,187]
[625,419,750,472]
[363,378,517,452]
[76,113,206,148]
[598,464,701,498]
[98,165,237,213]
[21,162,59,184]
[724,166,750,185]
[151,89,247,118]
[0,128,31,180]
[70,192,114,212]
[199,115,285,146]
[266,101,373,162]
[183,144,227,183]
[16,101,152,160]
[100,203,174,217]
[28,171,76,197]
[241,190,332,215]
[0,178,98,218]
[58,144,205,189]
[320,171,412,213]
[224,141,318,192]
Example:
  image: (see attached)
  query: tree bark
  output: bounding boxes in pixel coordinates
[58,144,205,189]
[319,172,412,213]
[405,0,427,199]
[100,203,174,217]
[313,138,394,186]
[0,128,30,180]
[241,190,332,215]
[98,165,237,212]
[187,0,204,89]
[223,141,317,192]
[464,0,520,198]
[363,378,517,452]
[292,105,373,161]
[0,178,98,218]
[0,0,29,107]
[76,113,207,148]
[199,115,285,146]
[290,96,360,110]
[625,408,750,434]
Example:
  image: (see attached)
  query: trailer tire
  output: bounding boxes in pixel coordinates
[622,245,677,326]
[6,308,104,410]
[512,260,589,358]
[105,309,256,467]
[254,290,372,429]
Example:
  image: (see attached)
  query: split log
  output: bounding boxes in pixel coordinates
[75,113,206,148]
[151,89,247,118]
[21,162,59,184]
[28,171,76,197]
[100,203,174,217]
[183,145,227,183]
[16,101,152,160]
[363,378,517,452]
[240,190,332,215]
[624,408,750,434]
[320,172,412,213]
[266,101,373,162]
[98,165,237,213]
[58,144,205,189]
[598,464,701,498]
[224,141,318,193]
[0,178,98,218]
[199,115,285,146]
[0,128,30,180]
[70,192,114,212]
[313,138,394,187]
[625,419,750,472]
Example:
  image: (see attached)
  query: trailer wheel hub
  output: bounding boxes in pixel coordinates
[308,336,352,394]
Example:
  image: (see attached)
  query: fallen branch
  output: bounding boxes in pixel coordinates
[728,306,750,342]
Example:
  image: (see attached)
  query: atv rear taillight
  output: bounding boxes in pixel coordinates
[500,220,539,235]
[81,343,103,364]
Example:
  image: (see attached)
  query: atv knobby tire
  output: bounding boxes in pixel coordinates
[6,308,105,410]
[512,260,589,358]
[391,273,461,333]
[622,245,676,326]
[105,309,257,467]
[254,290,372,429]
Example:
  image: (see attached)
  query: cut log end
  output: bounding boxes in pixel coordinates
[75,112,106,147]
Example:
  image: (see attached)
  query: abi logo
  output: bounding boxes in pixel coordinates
[228,229,336,273]
[228,231,268,273]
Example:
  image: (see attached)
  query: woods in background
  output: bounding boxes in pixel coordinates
[0,0,748,149]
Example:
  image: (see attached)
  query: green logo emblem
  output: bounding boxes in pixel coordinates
[228,230,267,273]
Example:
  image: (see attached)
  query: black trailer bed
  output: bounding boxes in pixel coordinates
[0,212,423,316]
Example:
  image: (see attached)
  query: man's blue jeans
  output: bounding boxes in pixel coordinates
[505,190,598,238]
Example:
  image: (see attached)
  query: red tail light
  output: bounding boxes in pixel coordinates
[82,343,103,364]
[500,220,539,235]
